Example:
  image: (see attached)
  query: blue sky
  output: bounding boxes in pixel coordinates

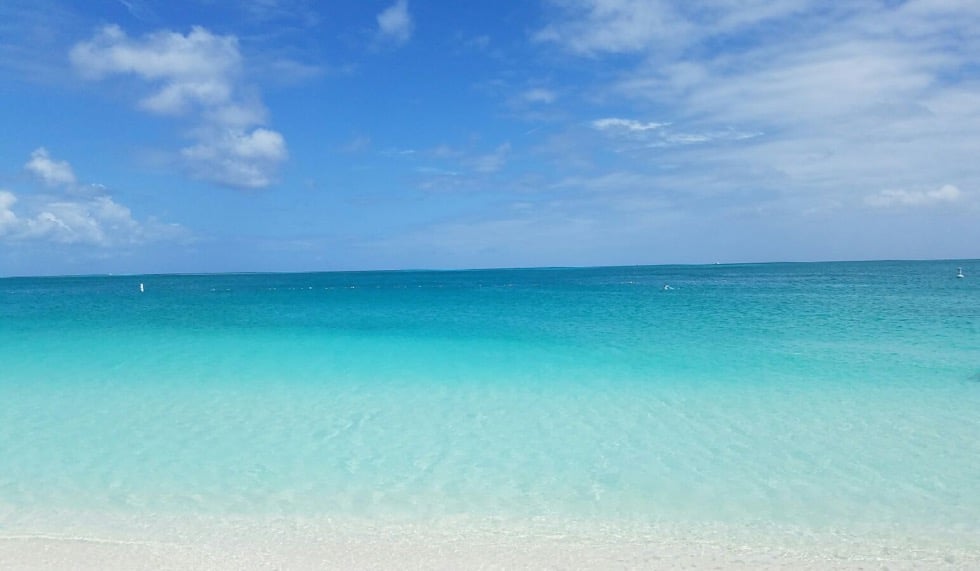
[1,0,978,276]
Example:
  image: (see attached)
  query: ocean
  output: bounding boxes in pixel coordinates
[2,260,979,565]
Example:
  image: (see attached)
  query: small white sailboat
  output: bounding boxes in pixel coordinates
[956,267,965,279]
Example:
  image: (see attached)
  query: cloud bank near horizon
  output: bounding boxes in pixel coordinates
[0,148,186,247]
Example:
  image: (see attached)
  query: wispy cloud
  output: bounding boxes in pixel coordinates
[377,0,414,46]
[534,0,980,222]
[243,0,320,26]
[592,118,667,133]
[116,0,158,23]
[466,143,511,173]
[0,0,83,85]
[341,134,372,153]
[865,184,963,208]
[70,25,287,189]
[535,0,691,56]
[523,87,557,105]
[591,117,759,149]
[381,142,512,176]
[536,0,814,57]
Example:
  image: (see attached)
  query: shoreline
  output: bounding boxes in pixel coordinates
[2,513,977,570]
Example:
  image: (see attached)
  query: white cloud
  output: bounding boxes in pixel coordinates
[70,25,241,112]
[181,128,287,189]
[22,198,126,245]
[0,190,19,235]
[591,117,758,149]
[70,25,287,189]
[592,118,666,132]
[8,194,182,246]
[865,184,963,208]
[3,150,186,246]
[24,147,77,187]
[139,79,234,116]
[377,0,414,45]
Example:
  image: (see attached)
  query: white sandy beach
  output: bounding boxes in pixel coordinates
[2,514,978,570]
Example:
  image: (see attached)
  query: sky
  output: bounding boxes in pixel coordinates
[1,0,978,276]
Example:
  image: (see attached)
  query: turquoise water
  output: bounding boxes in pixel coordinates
[1,261,979,538]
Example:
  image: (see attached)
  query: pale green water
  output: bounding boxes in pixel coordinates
[1,261,979,539]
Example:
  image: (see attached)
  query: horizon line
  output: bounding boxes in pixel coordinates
[1,257,975,280]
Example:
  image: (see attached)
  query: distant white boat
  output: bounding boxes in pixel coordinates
[956,267,965,279]
[140,282,145,292]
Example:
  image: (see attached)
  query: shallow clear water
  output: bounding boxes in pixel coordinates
[2,261,979,539]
